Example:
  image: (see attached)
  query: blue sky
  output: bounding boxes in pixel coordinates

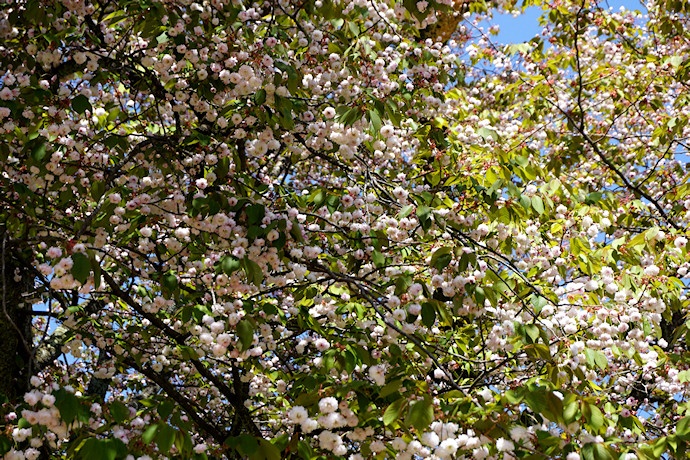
[484,0,644,45]
[481,7,543,44]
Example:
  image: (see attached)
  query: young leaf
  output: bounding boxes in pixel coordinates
[585,403,605,431]
[405,396,433,432]
[368,109,382,133]
[677,416,690,440]
[531,196,545,215]
[142,425,158,444]
[383,398,406,426]
[236,320,254,351]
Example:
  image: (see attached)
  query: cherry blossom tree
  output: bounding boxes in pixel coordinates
[1,0,690,458]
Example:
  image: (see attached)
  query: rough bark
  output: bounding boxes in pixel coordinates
[33,324,71,372]
[86,350,111,401]
[0,250,33,401]
[420,0,467,43]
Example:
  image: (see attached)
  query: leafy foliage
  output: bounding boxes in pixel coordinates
[1,0,690,458]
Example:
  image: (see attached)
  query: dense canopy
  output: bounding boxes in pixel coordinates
[2,0,690,458]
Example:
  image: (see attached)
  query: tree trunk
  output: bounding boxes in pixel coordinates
[0,250,33,401]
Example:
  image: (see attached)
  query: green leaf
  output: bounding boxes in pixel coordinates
[430,247,452,271]
[651,438,667,459]
[379,379,402,399]
[426,169,443,189]
[581,443,613,460]
[585,403,604,431]
[397,204,415,218]
[544,391,564,422]
[177,345,198,360]
[530,295,548,314]
[474,286,485,307]
[524,389,547,415]
[372,250,385,268]
[310,189,326,207]
[274,62,300,94]
[290,222,305,243]
[142,424,158,443]
[238,435,259,455]
[385,99,402,125]
[0,436,12,456]
[109,400,129,423]
[417,205,431,220]
[585,192,602,204]
[91,181,105,201]
[504,390,522,404]
[246,203,265,226]
[564,401,579,423]
[582,443,595,460]
[270,434,290,453]
[253,439,281,460]
[524,324,540,343]
[157,424,175,453]
[243,258,264,287]
[584,349,608,370]
[158,400,175,420]
[161,273,178,292]
[192,196,207,210]
[18,418,32,429]
[216,156,230,179]
[221,256,241,275]
[677,416,690,440]
[531,196,545,215]
[383,398,406,426]
[293,391,320,408]
[103,135,122,149]
[254,89,266,106]
[77,438,127,460]
[405,396,433,432]
[421,302,436,328]
[72,94,92,114]
[532,343,552,361]
[477,127,498,140]
[236,320,254,351]
[30,139,47,162]
[297,441,312,460]
[71,252,91,285]
[175,430,193,456]
[342,348,356,373]
[340,107,362,126]
[368,109,382,133]
[54,389,80,425]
